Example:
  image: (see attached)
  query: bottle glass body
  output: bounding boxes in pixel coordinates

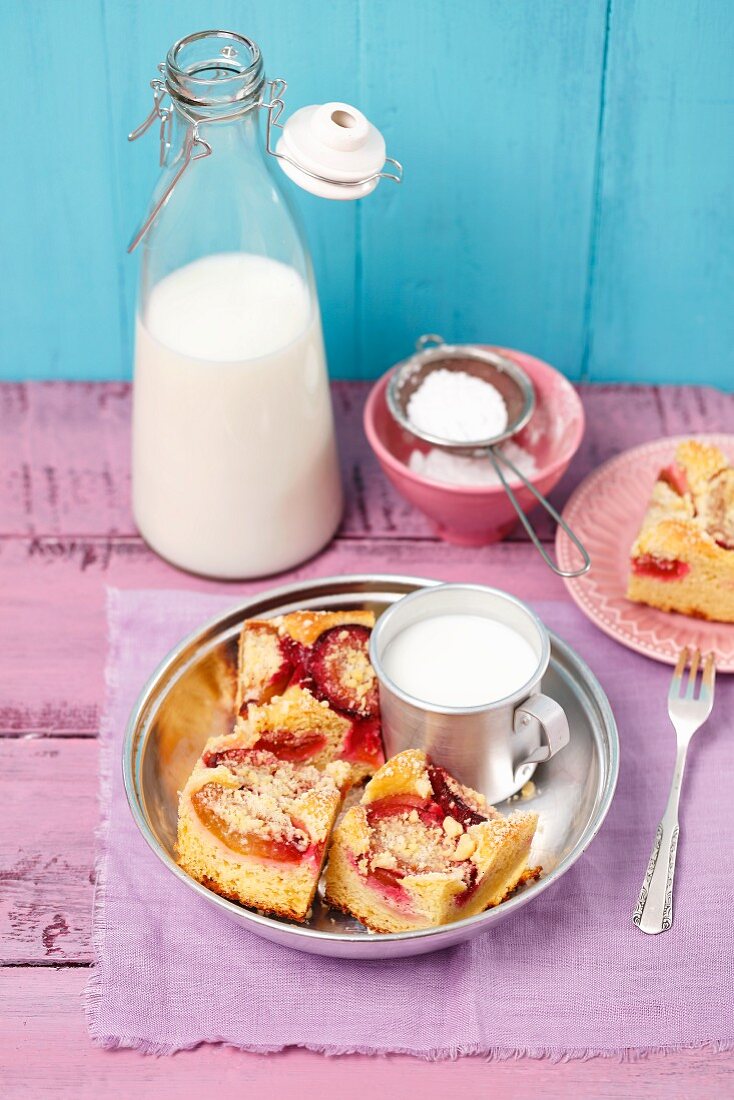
[131,43,342,578]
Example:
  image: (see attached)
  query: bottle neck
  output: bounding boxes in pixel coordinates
[169,100,262,158]
[165,30,264,115]
[128,33,277,253]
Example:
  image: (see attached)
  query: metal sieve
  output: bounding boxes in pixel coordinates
[386,335,591,577]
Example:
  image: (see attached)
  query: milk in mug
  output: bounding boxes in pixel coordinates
[382,613,540,707]
[132,252,343,578]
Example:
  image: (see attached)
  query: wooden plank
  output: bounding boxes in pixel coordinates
[0,381,419,539]
[358,0,609,380]
[0,740,96,964]
[0,380,432,540]
[0,2,123,382]
[3,966,734,1098]
[0,534,565,735]
[0,383,133,538]
[549,382,734,509]
[2,381,732,541]
[585,0,734,386]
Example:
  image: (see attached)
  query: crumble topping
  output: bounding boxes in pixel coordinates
[370,850,399,870]
[633,443,734,556]
[442,815,463,838]
[372,812,457,872]
[274,609,375,648]
[367,810,468,879]
[642,480,695,528]
[701,469,734,549]
[676,440,728,497]
[510,780,537,802]
[415,775,432,800]
[451,833,477,861]
[238,622,292,707]
[358,749,493,883]
[328,629,375,709]
[191,751,339,849]
[244,685,351,741]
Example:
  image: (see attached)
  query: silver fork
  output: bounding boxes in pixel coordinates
[633,647,716,935]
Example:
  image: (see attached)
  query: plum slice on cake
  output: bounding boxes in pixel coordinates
[233,610,385,783]
[627,440,734,623]
[177,747,350,922]
[324,749,539,933]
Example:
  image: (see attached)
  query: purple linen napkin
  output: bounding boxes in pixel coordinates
[86,588,734,1059]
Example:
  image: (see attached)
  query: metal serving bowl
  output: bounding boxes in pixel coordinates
[123,574,619,959]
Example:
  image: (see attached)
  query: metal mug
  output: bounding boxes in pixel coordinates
[369,583,570,805]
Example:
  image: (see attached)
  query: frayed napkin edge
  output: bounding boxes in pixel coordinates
[86,1035,734,1062]
[84,587,124,1040]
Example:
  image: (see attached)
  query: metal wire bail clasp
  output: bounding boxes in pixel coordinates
[262,77,288,146]
[126,67,213,253]
[128,67,173,167]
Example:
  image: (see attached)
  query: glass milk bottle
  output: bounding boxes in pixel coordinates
[128,31,401,578]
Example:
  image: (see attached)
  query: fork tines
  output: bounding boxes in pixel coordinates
[670,647,716,703]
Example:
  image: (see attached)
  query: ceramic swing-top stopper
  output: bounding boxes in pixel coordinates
[276,101,387,200]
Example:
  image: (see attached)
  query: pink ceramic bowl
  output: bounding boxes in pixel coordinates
[363,347,585,546]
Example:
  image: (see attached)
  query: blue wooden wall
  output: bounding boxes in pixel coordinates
[2,0,733,387]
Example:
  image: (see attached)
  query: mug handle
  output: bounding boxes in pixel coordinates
[512,694,570,778]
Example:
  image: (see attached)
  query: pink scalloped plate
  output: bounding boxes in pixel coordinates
[556,434,734,672]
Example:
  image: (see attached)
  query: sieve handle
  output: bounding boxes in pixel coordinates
[487,448,591,578]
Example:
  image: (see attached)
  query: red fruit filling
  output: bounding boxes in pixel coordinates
[205,731,327,767]
[203,746,253,769]
[363,788,480,902]
[363,776,484,903]
[631,554,690,581]
[342,715,385,766]
[365,793,443,828]
[427,764,487,828]
[255,729,327,763]
[309,624,379,718]
[370,865,407,891]
[658,463,689,496]
[455,864,480,907]
[280,635,310,684]
[191,789,310,863]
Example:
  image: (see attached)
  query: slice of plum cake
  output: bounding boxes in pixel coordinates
[627,440,734,622]
[177,747,350,922]
[324,749,539,933]
[233,610,385,783]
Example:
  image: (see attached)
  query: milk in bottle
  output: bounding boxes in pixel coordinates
[133,252,341,577]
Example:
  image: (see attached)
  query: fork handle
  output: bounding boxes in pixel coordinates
[633,744,687,935]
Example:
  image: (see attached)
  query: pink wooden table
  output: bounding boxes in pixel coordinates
[2,381,734,1099]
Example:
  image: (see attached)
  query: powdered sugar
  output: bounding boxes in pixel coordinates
[409,440,538,487]
[402,366,537,486]
[406,369,509,442]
